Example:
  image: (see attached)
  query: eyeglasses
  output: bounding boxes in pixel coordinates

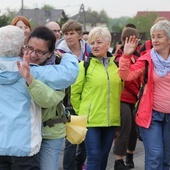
[53,29,61,34]
[23,45,49,57]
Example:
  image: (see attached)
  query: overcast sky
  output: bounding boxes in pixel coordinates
[0,0,170,18]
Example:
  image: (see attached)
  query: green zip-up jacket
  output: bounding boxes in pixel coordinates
[71,54,123,127]
[27,78,66,139]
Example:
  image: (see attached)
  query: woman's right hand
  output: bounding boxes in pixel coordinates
[124,35,139,55]
[17,51,33,85]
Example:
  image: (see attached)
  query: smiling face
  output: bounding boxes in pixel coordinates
[16,20,31,43]
[90,36,110,58]
[27,37,52,65]
[151,30,170,54]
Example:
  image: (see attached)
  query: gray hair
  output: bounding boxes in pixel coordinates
[88,27,111,44]
[0,25,24,57]
[150,20,170,39]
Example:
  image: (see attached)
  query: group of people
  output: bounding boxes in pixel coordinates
[0,14,170,170]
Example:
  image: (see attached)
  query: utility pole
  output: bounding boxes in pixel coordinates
[21,0,24,15]
[79,4,86,32]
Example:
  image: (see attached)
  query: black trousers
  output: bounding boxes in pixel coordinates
[113,102,138,156]
[0,153,40,170]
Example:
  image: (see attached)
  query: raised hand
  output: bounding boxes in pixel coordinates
[54,50,64,58]
[17,51,33,85]
[123,35,139,55]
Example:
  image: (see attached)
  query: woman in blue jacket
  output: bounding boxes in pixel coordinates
[0,25,79,170]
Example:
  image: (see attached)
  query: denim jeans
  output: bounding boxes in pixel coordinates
[39,138,64,170]
[63,139,86,170]
[0,154,40,170]
[139,110,170,170]
[85,127,116,170]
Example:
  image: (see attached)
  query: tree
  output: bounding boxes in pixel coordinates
[108,17,130,32]
[6,8,17,22]
[0,8,17,27]
[128,13,158,40]
[58,12,69,27]
[99,10,109,23]
[0,15,10,27]
[84,8,109,27]
[41,4,55,10]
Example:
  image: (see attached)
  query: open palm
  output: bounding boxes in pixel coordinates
[17,51,32,85]
[124,36,139,55]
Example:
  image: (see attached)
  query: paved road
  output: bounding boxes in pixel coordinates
[106,140,144,170]
[59,140,145,170]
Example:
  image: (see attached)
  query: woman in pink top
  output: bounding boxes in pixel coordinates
[118,20,170,170]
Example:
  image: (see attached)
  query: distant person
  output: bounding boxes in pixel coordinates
[45,21,62,65]
[112,23,136,55]
[118,20,170,170]
[45,21,61,42]
[56,19,90,170]
[124,23,136,29]
[11,16,31,45]
[113,27,142,170]
[82,31,89,42]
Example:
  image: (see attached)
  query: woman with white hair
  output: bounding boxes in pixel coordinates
[0,25,79,170]
[118,20,170,170]
[71,27,123,170]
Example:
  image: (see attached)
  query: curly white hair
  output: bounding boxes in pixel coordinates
[0,25,24,57]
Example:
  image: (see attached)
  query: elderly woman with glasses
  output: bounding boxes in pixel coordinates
[22,26,78,170]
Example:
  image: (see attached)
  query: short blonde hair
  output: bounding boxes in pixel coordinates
[0,25,24,57]
[88,27,111,44]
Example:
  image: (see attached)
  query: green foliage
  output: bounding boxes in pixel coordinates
[108,17,130,32]
[99,10,109,23]
[0,15,10,27]
[41,4,55,10]
[6,8,17,22]
[58,13,69,27]
[128,13,158,39]
[0,9,17,27]
[86,8,109,27]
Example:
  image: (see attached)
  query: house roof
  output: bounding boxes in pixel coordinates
[17,8,65,26]
[136,11,170,21]
[71,11,107,24]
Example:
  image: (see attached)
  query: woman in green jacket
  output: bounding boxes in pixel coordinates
[18,26,76,170]
[71,27,123,170]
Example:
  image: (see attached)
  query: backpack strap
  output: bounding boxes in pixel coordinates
[84,54,119,77]
[83,57,92,77]
[135,61,148,110]
[43,102,71,127]
[83,43,91,60]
